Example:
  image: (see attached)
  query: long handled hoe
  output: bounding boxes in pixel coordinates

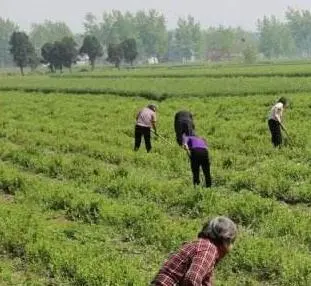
[152,130,206,187]
[280,123,294,146]
[151,130,174,146]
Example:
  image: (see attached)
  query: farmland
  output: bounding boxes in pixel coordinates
[0,63,311,285]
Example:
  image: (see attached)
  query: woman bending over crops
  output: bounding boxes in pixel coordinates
[134,104,157,153]
[182,131,212,188]
[268,97,289,148]
[151,216,237,286]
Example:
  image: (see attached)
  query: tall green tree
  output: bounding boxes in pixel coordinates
[121,38,138,65]
[30,20,73,50]
[166,30,180,61]
[286,8,311,56]
[0,18,18,67]
[242,44,257,64]
[83,10,167,60]
[107,43,123,68]
[48,41,65,72]
[102,11,138,45]
[135,10,167,58]
[204,26,236,60]
[41,42,55,72]
[83,11,137,47]
[40,37,77,72]
[61,37,78,71]
[83,13,102,43]
[257,15,296,58]
[80,35,103,70]
[175,15,201,60]
[9,31,36,75]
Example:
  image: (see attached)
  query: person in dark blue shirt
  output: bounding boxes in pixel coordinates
[174,110,195,146]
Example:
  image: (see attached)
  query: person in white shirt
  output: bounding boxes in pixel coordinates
[268,97,288,147]
[134,104,157,152]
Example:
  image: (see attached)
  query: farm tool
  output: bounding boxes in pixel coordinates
[280,123,294,146]
[151,130,174,146]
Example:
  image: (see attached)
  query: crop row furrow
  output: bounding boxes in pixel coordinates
[2,85,311,101]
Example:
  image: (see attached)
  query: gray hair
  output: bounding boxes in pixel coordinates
[198,216,237,244]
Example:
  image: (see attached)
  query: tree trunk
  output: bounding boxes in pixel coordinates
[20,66,24,76]
[115,59,121,70]
[49,64,54,73]
[91,60,95,71]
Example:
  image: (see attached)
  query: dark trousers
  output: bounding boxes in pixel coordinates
[190,148,212,188]
[134,125,151,152]
[268,119,282,147]
[174,120,195,146]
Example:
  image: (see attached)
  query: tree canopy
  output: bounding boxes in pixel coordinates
[5,6,311,71]
[79,35,103,70]
[30,20,73,50]
[0,18,18,67]
[9,31,36,75]
[41,36,78,72]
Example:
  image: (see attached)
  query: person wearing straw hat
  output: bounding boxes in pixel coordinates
[134,104,158,153]
[151,216,237,286]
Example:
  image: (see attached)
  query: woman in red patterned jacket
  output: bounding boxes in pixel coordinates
[151,216,237,286]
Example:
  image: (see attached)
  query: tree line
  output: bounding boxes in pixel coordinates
[1,7,311,71]
[9,31,138,75]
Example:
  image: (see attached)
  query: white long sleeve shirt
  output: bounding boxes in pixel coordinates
[269,102,284,123]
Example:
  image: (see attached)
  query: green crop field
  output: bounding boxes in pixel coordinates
[1,63,311,285]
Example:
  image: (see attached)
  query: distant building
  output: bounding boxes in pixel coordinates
[147,56,159,65]
[76,54,89,66]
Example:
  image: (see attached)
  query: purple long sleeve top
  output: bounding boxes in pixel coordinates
[182,135,208,150]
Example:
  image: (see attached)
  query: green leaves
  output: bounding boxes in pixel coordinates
[0,64,311,285]
[9,32,36,75]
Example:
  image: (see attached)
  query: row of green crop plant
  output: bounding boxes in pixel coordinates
[0,131,310,221]
[1,159,311,285]
[2,92,310,202]
[2,123,311,208]
[1,91,311,284]
[2,132,311,241]
[11,61,311,78]
[51,63,311,79]
[3,76,311,99]
[0,197,161,285]
[1,126,309,207]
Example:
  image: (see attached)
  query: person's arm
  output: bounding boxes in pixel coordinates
[135,110,141,121]
[183,248,217,286]
[182,136,191,156]
[275,107,288,132]
[182,134,189,149]
[274,105,283,123]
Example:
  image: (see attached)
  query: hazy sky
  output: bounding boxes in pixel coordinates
[1,0,311,33]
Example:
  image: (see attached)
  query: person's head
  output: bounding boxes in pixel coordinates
[148,104,157,112]
[277,97,288,108]
[198,216,237,253]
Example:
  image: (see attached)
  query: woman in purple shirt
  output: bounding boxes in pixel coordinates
[182,132,212,188]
